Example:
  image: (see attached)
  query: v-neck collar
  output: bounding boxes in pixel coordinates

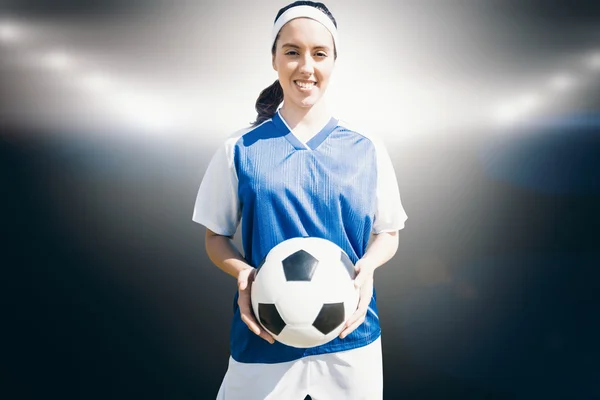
[272,110,338,151]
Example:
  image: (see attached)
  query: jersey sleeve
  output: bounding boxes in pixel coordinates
[192,139,241,236]
[371,138,408,233]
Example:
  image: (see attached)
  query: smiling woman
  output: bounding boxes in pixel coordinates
[192,2,407,399]
[253,2,338,132]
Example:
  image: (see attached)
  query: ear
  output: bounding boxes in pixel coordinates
[272,54,277,71]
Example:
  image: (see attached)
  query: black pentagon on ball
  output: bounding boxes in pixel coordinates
[312,302,345,335]
[258,303,286,335]
[282,249,318,281]
[340,251,357,280]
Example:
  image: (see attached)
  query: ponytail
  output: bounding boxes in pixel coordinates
[252,79,284,126]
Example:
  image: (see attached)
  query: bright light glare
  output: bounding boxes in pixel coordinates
[549,73,577,92]
[492,93,541,124]
[110,92,175,131]
[328,76,451,138]
[42,51,74,71]
[586,52,600,71]
[81,72,113,93]
[493,103,520,124]
[0,22,20,43]
[518,93,541,111]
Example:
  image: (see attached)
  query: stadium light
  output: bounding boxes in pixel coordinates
[0,21,20,44]
[548,73,577,92]
[42,51,74,72]
[492,93,541,124]
[111,91,175,131]
[586,52,600,71]
[80,72,113,93]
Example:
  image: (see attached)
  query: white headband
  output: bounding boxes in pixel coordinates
[271,5,338,50]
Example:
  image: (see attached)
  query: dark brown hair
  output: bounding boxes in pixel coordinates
[251,1,338,126]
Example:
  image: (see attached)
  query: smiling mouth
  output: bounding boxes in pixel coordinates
[294,80,317,90]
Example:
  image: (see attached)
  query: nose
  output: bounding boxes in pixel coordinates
[298,53,314,75]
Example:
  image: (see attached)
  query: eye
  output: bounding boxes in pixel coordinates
[285,50,299,56]
[315,51,328,58]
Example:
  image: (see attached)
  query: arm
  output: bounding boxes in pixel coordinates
[205,228,253,279]
[359,230,400,276]
[339,230,399,339]
[205,228,275,344]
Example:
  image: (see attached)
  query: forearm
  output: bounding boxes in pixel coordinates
[360,231,399,272]
[205,229,253,279]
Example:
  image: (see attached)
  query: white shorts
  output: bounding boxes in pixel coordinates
[216,337,383,400]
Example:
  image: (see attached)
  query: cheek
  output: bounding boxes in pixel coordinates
[276,61,294,75]
[273,55,288,72]
[318,65,334,83]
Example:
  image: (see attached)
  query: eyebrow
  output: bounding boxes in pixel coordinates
[281,43,331,51]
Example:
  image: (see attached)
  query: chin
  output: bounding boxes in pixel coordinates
[299,101,317,108]
[298,96,322,109]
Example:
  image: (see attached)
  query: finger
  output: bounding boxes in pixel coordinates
[258,329,275,344]
[357,288,372,309]
[240,309,275,344]
[237,294,256,328]
[341,293,370,335]
[240,312,262,336]
[344,306,367,330]
[238,275,246,290]
[354,274,363,289]
[350,287,371,318]
[239,268,256,290]
[238,272,249,291]
[353,269,372,289]
[242,315,275,344]
[339,314,365,339]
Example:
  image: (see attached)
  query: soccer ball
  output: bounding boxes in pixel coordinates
[251,237,359,348]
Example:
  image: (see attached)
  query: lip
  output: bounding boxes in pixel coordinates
[294,80,317,92]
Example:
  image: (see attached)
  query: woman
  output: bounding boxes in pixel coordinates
[193,2,407,399]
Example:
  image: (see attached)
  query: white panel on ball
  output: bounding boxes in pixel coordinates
[276,283,323,325]
[277,325,327,349]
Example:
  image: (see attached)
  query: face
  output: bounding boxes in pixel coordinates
[272,17,336,111]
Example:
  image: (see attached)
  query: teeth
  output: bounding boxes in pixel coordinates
[295,81,315,89]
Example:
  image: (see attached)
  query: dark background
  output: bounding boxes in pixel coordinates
[3,121,599,399]
[2,1,600,399]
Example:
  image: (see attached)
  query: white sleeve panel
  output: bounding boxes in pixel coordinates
[192,137,241,237]
[370,136,408,233]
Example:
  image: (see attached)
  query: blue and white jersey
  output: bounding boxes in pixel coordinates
[193,110,407,364]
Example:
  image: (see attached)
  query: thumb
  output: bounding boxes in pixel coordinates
[354,273,364,289]
[353,262,364,288]
[238,273,248,291]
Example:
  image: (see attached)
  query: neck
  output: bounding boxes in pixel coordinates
[279,99,330,130]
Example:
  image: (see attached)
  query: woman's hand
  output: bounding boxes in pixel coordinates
[339,258,375,339]
[237,267,275,344]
